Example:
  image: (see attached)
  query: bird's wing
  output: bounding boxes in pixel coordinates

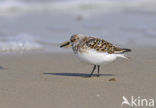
[85,37,115,54]
[83,37,131,54]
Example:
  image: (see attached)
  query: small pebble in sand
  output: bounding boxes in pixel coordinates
[95,94,100,97]
[109,78,116,81]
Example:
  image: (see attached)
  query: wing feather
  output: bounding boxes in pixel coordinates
[84,37,131,54]
[85,37,115,54]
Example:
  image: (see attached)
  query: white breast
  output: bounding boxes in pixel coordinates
[75,49,119,65]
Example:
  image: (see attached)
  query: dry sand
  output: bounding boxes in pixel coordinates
[0,47,155,108]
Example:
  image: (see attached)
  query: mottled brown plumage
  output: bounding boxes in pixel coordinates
[76,36,127,54]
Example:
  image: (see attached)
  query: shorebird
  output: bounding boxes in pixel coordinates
[60,34,131,77]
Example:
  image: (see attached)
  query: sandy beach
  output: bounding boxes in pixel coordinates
[0,46,155,108]
[0,0,156,107]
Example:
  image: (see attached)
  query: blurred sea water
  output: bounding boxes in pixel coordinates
[0,0,156,53]
[1,0,156,13]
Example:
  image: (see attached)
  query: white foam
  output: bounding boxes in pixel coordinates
[0,33,43,52]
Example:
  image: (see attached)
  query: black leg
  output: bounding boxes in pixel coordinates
[89,65,96,77]
[97,65,100,77]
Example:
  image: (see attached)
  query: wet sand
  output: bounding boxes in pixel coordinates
[0,47,155,108]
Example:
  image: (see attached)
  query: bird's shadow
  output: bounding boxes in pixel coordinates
[43,72,116,78]
[0,66,5,70]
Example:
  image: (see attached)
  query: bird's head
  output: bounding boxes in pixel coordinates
[60,34,85,48]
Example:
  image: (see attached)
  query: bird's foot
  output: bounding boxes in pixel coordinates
[96,73,100,77]
[96,74,100,77]
[88,74,93,77]
[88,74,100,77]
[88,75,92,78]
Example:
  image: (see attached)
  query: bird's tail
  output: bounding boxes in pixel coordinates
[114,47,132,54]
[116,54,128,59]
[121,48,131,53]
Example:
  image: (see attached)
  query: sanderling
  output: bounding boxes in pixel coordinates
[60,34,131,77]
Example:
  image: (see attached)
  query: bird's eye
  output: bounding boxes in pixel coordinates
[71,39,74,42]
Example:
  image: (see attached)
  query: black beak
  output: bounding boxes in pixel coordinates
[60,41,70,48]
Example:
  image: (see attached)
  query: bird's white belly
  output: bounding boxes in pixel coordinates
[76,49,118,65]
